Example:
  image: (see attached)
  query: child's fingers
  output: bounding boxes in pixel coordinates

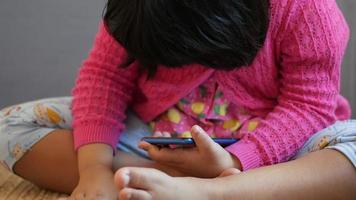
[153,131,163,137]
[138,141,152,151]
[153,131,170,137]
[140,137,192,165]
[138,141,166,161]
[191,125,217,152]
[162,132,171,137]
[151,148,176,163]
[146,145,185,164]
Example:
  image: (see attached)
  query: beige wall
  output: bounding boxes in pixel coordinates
[338,0,356,117]
[0,0,355,117]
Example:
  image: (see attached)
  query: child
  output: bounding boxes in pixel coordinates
[0,0,354,199]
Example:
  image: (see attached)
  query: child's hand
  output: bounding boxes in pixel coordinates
[61,164,117,200]
[139,125,242,178]
[59,143,117,200]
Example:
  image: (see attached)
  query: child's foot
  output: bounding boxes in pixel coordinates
[114,167,240,200]
[114,167,206,200]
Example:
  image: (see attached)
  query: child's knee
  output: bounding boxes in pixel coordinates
[0,97,73,172]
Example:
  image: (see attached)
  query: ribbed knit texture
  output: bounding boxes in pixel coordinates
[72,0,351,170]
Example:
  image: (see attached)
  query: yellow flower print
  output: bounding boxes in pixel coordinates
[214,104,227,116]
[309,136,331,152]
[191,102,205,114]
[2,106,21,117]
[33,104,63,125]
[149,122,155,131]
[177,101,184,110]
[181,131,192,138]
[239,108,248,115]
[11,143,25,160]
[160,114,169,121]
[47,107,62,124]
[223,119,241,132]
[318,137,330,149]
[167,108,181,124]
[2,107,14,116]
[247,121,259,132]
[219,104,228,116]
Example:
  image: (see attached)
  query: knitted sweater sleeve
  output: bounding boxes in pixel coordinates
[226,0,350,170]
[71,23,138,150]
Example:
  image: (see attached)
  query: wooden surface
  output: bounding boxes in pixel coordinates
[0,166,66,200]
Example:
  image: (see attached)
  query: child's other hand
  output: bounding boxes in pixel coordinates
[139,125,242,178]
[62,164,117,200]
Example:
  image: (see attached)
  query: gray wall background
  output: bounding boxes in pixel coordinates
[0,0,355,117]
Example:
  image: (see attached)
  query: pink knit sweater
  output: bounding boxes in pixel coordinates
[72,0,351,170]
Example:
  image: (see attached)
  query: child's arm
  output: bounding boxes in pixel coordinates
[68,144,117,199]
[72,22,139,151]
[77,144,113,173]
[225,0,350,171]
[69,22,139,198]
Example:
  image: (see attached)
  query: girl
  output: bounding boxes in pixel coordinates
[1,0,355,199]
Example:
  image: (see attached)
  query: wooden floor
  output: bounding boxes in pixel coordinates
[0,166,67,200]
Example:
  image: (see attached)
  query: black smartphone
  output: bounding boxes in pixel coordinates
[141,137,239,147]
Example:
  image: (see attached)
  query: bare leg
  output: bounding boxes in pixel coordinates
[13,129,155,194]
[115,149,356,200]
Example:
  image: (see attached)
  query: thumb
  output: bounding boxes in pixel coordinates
[191,125,216,152]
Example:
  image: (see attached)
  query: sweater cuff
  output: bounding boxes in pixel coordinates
[73,124,122,151]
[225,140,263,171]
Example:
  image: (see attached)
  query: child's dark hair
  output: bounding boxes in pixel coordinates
[104,0,269,75]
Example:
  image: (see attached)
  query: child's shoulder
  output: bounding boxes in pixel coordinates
[270,0,317,8]
[269,0,340,34]
[270,0,337,16]
[269,0,308,19]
